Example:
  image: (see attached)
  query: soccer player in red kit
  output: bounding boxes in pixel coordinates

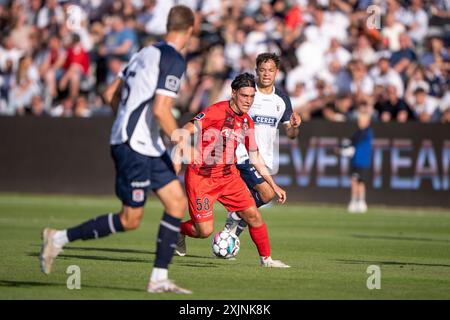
[175,73,290,267]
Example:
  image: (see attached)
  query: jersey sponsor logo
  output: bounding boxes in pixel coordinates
[165,75,180,91]
[221,128,244,143]
[194,112,206,121]
[131,180,151,188]
[132,189,145,202]
[253,115,277,126]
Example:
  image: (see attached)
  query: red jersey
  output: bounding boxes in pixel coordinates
[189,100,258,177]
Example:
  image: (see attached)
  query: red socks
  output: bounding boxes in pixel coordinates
[249,223,271,258]
[180,220,197,238]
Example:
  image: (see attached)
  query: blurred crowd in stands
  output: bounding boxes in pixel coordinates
[0,0,449,123]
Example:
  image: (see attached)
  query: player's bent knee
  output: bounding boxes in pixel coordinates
[198,229,213,238]
[119,206,144,230]
[196,224,214,238]
[239,207,263,226]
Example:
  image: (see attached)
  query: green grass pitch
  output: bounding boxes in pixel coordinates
[0,193,449,300]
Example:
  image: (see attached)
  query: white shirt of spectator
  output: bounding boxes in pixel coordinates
[440,91,450,113]
[406,8,429,44]
[235,85,291,171]
[0,46,24,72]
[244,30,269,57]
[295,38,325,78]
[350,75,374,96]
[323,10,349,44]
[369,66,404,98]
[382,22,406,51]
[200,0,222,25]
[325,46,352,69]
[37,5,65,29]
[413,95,440,117]
[286,65,316,96]
[145,0,173,35]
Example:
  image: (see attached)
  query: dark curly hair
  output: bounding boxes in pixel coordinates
[231,73,256,91]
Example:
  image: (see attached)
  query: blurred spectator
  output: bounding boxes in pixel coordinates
[99,13,138,83]
[349,59,374,104]
[0,0,447,122]
[352,34,377,66]
[322,93,355,122]
[410,87,441,122]
[8,55,41,115]
[389,33,417,78]
[26,95,49,117]
[59,33,90,103]
[10,7,35,53]
[375,84,412,123]
[440,91,450,123]
[0,33,24,73]
[37,0,64,32]
[26,0,43,26]
[370,57,404,98]
[382,12,406,52]
[37,34,66,106]
[405,0,429,45]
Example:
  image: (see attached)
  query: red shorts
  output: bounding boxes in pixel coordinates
[185,166,256,223]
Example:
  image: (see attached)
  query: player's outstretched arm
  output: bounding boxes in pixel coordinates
[249,150,287,204]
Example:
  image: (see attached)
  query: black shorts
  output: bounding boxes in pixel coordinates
[236,160,265,190]
[111,143,177,208]
[351,167,369,183]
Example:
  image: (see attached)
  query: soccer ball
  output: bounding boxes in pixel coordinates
[211,230,240,259]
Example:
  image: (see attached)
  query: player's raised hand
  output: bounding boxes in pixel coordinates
[290,112,302,128]
[274,185,287,204]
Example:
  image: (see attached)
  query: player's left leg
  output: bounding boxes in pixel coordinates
[357,181,367,213]
[220,175,289,268]
[348,176,359,213]
[39,143,151,274]
[147,152,191,294]
[238,206,290,268]
[148,179,191,294]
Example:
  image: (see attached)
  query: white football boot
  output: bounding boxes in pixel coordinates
[347,200,358,213]
[40,228,63,274]
[260,256,291,268]
[147,279,192,294]
[357,200,368,213]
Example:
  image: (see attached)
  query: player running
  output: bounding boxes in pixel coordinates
[39,5,195,294]
[224,53,301,237]
[175,72,290,268]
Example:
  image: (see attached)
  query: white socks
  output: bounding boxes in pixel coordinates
[229,212,242,221]
[53,230,69,248]
[150,267,168,283]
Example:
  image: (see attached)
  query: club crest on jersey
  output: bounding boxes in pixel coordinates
[132,189,145,202]
[194,112,206,121]
[165,75,180,91]
[253,115,277,126]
